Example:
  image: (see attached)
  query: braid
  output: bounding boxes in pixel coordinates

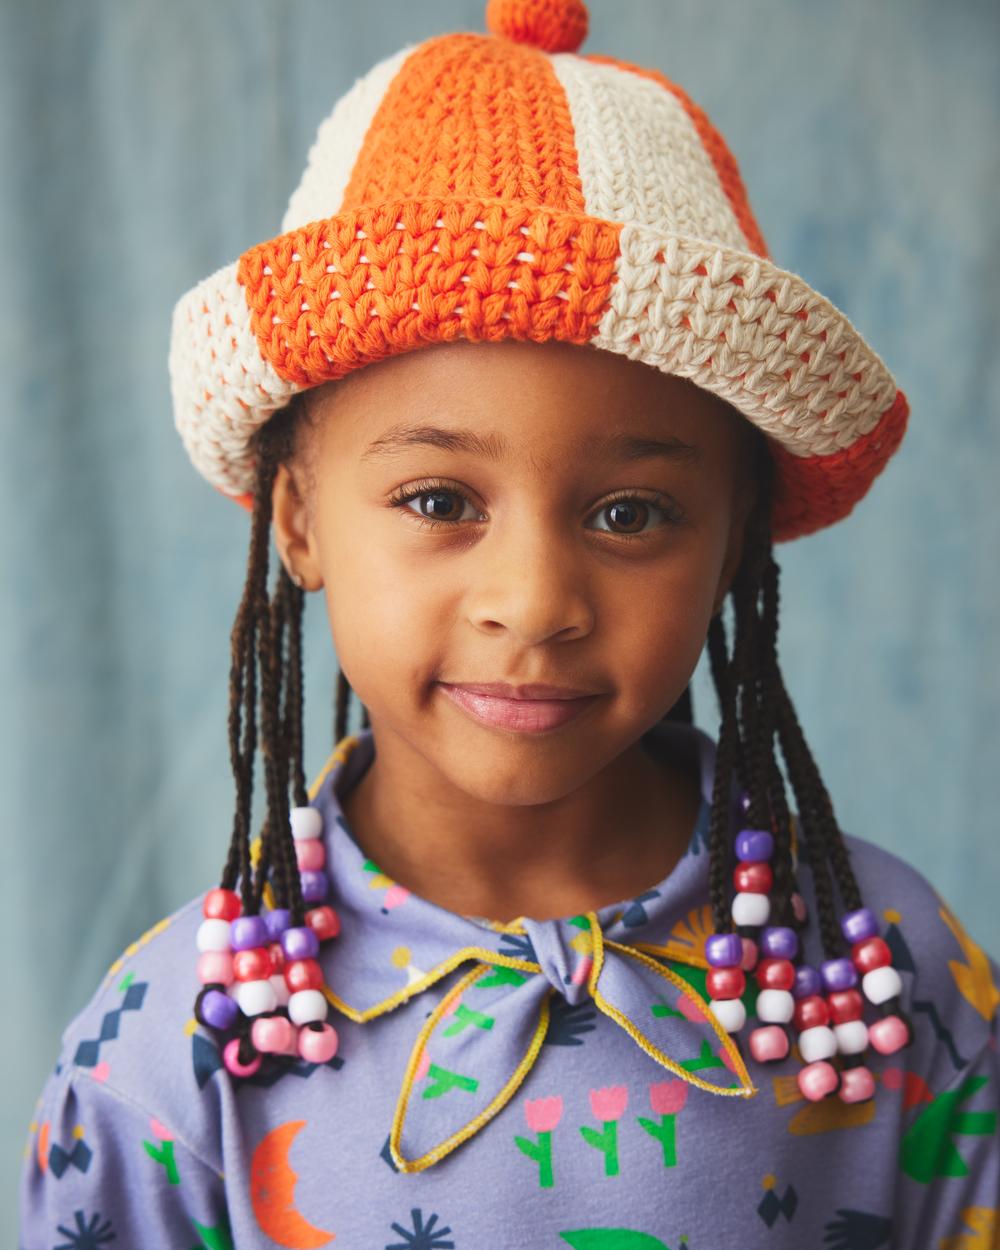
[217,393,371,925]
[705,431,861,959]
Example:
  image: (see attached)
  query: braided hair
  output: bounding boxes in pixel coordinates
[216,388,862,964]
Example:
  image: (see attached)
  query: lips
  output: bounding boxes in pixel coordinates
[437,682,601,733]
[440,681,599,701]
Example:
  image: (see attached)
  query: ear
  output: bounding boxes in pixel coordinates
[271,462,323,591]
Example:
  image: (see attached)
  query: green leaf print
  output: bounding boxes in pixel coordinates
[559,1230,671,1249]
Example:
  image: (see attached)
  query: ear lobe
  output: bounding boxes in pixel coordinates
[271,463,323,591]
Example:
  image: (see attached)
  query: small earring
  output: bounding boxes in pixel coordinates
[289,567,305,590]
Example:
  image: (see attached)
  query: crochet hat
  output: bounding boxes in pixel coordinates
[168,0,908,542]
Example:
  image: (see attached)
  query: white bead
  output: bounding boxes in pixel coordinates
[269,973,291,1009]
[732,891,770,927]
[834,1019,869,1054]
[288,989,328,1025]
[196,918,232,953]
[290,807,323,841]
[755,989,795,1024]
[709,997,746,1032]
[798,1024,837,1063]
[234,979,278,1016]
[862,965,902,1005]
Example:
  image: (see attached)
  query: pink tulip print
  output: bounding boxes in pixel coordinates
[581,1085,628,1176]
[589,1085,628,1121]
[638,1079,688,1167]
[524,1096,564,1134]
[515,1095,563,1188]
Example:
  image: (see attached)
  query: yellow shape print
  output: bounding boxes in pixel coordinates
[939,1205,997,1250]
[940,903,1000,1023]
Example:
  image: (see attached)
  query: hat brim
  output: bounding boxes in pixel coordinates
[169,196,907,542]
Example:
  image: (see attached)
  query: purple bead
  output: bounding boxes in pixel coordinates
[821,957,859,992]
[264,908,292,941]
[760,926,799,961]
[840,907,878,944]
[793,964,822,999]
[300,869,329,905]
[230,915,269,951]
[200,988,239,1031]
[281,925,320,961]
[735,828,774,863]
[705,933,743,968]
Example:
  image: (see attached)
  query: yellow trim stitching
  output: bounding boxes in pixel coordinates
[589,921,757,1098]
[388,963,552,1174]
[321,949,540,1023]
[631,940,709,970]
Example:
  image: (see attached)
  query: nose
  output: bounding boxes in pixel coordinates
[466,513,594,644]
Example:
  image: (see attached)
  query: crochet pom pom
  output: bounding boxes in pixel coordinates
[485,0,588,54]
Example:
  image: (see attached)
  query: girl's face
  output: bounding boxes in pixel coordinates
[272,338,757,808]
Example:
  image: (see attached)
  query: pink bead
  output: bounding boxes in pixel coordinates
[197,951,234,987]
[791,892,808,923]
[748,1024,790,1063]
[298,1022,339,1064]
[203,888,241,922]
[295,840,327,872]
[838,1065,875,1103]
[252,1015,295,1054]
[868,1014,909,1055]
[706,966,745,1000]
[222,1037,262,1078]
[305,905,340,941]
[233,947,272,983]
[739,937,759,972]
[797,1060,840,1101]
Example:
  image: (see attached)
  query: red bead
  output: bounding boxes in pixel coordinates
[305,905,340,942]
[756,958,795,992]
[706,966,746,1000]
[232,947,271,982]
[733,861,773,894]
[827,988,864,1024]
[868,1014,909,1055]
[284,958,324,993]
[793,994,831,1032]
[851,936,892,974]
[203,888,241,922]
[268,942,285,974]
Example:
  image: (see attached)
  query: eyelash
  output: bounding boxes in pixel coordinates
[385,478,685,542]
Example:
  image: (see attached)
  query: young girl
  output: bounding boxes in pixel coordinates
[20,1,999,1246]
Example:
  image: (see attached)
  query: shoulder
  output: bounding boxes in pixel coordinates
[46,891,227,1167]
[828,832,999,1084]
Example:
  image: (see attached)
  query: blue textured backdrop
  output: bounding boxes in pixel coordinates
[6,1,998,1234]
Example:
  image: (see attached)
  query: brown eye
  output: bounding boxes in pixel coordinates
[604,499,648,534]
[417,490,464,521]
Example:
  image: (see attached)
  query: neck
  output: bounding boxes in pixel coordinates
[337,723,703,924]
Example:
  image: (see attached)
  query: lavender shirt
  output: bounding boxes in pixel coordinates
[20,721,1000,1248]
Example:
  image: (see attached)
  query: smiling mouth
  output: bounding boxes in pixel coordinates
[437,682,601,733]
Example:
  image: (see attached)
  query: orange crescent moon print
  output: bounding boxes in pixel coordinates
[250,1120,335,1248]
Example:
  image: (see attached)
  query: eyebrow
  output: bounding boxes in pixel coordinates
[360,423,702,466]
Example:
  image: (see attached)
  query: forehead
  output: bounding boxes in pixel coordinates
[304,338,752,470]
